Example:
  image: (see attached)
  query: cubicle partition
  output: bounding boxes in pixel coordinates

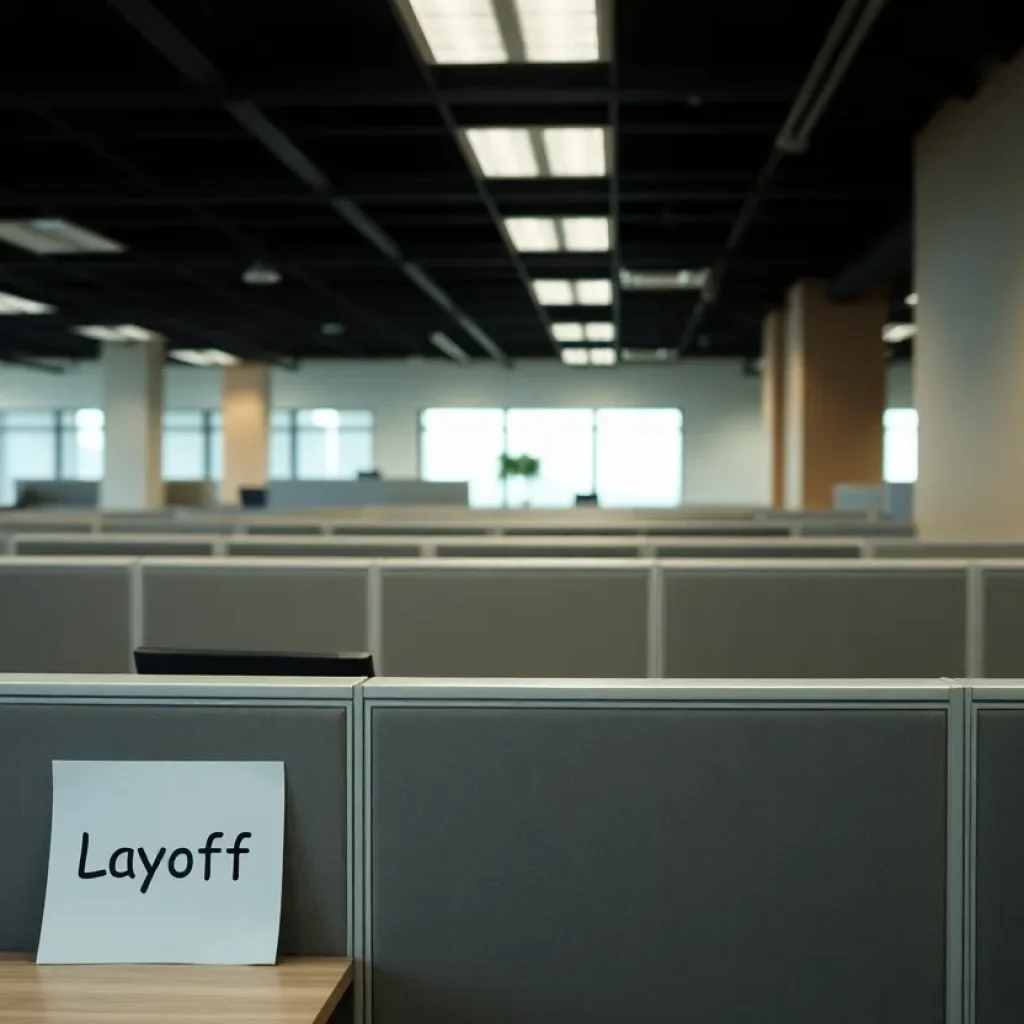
[0,559,134,672]
[963,680,1024,1024]
[360,679,962,1024]
[141,558,372,655]
[0,677,357,960]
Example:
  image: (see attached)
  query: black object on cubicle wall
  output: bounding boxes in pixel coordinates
[239,487,267,508]
[134,647,374,677]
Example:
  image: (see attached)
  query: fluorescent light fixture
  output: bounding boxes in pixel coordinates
[0,290,55,315]
[429,330,471,364]
[584,322,615,342]
[562,216,610,252]
[906,292,919,307]
[169,349,240,367]
[242,260,282,286]
[74,324,164,344]
[463,127,539,178]
[620,268,709,291]
[405,0,507,64]
[574,279,612,305]
[505,217,559,252]
[560,344,617,366]
[560,346,589,366]
[542,127,607,177]
[588,345,618,366]
[533,279,574,305]
[515,0,601,62]
[883,322,917,344]
[551,322,584,342]
[0,218,123,256]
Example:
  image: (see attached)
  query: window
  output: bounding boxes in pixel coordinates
[0,411,58,505]
[596,409,683,507]
[420,407,684,508]
[884,408,918,483]
[295,409,374,480]
[58,409,104,482]
[163,410,208,481]
[420,408,506,507]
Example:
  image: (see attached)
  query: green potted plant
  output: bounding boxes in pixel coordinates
[499,453,541,506]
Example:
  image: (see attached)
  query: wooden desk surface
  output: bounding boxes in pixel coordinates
[0,956,352,1024]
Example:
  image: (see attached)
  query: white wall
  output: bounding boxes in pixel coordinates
[0,356,917,507]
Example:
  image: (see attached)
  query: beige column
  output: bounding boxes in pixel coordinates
[916,55,1024,540]
[761,310,786,507]
[101,340,163,510]
[221,362,270,505]
[782,280,886,510]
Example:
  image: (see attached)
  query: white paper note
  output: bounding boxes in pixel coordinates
[37,760,285,965]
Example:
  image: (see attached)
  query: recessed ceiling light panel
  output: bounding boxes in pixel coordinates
[74,324,164,344]
[463,127,539,178]
[542,127,607,177]
[505,217,559,252]
[0,218,123,256]
[551,322,584,342]
[562,216,610,252]
[405,0,508,64]
[532,280,574,305]
[0,290,55,315]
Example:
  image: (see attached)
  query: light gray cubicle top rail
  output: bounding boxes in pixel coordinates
[3,532,877,559]
[0,676,357,958]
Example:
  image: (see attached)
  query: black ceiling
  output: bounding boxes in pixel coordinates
[0,0,1020,365]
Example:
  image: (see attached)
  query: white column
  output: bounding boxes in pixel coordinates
[221,362,270,505]
[915,55,1024,540]
[101,340,163,510]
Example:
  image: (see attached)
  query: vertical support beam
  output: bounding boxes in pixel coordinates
[783,279,886,509]
[916,55,1024,540]
[761,309,786,508]
[101,340,163,510]
[221,361,270,506]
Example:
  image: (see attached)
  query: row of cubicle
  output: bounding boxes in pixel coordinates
[0,675,1021,1024]
[5,554,1024,678]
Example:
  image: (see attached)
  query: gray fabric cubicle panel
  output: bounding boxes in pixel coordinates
[368,705,948,1024]
[228,539,423,558]
[103,519,234,534]
[245,523,328,536]
[971,707,1024,1023]
[381,566,648,676]
[435,542,642,558]
[663,565,967,677]
[0,562,131,672]
[0,702,348,955]
[980,568,1024,676]
[875,542,1024,559]
[143,562,369,652]
[16,535,216,556]
[653,541,862,558]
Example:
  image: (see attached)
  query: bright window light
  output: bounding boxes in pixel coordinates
[533,280,574,305]
[170,349,240,367]
[542,127,607,177]
[406,0,508,64]
[560,346,589,366]
[561,216,610,252]
[463,128,539,178]
[883,322,917,343]
[505,217,559,252]
[584,322,615,342]
[0,218,123,256]
[0,290,55,315]
[575,279,612,305]
[515,0,601,62]
[73,324,164,344]
[589,345,618,366]
[551,322,585,342]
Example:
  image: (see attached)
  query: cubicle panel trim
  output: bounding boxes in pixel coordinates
[658,557,972,572]
[967,565,985,677]
[373,556,657,571]
[646,564,662,678]
[362,678,955,703]
[361,685,959,1024]
[139,556,377,570]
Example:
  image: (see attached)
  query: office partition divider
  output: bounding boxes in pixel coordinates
[359,679,964,1024]
[964,681,1024,1024]
[0,677,357,962]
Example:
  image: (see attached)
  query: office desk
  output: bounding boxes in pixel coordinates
[0,956,353,1024]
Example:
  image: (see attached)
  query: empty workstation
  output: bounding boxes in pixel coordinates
[0,1,1021,1022]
